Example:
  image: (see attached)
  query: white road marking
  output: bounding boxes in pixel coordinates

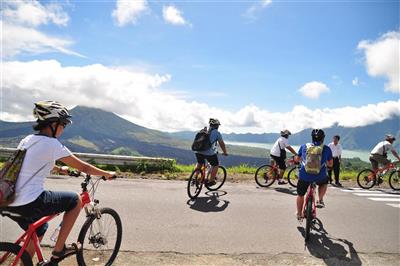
[368,198,400,202]
[386,203,400,208]
[354,193,400,197]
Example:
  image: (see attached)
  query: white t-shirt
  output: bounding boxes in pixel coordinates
[371,141,395,156]
[270,137,289,157]
[328,142,342,158]
[9,134,72,206]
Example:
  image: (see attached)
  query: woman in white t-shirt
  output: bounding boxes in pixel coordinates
[3,101,115,265]
[270,130,297,184]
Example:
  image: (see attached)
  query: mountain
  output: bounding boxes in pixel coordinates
[0,106,267,166]
[1,106,398,166]
[170,116,400,151]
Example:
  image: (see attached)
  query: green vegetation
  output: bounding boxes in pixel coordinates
[111,147,142,156]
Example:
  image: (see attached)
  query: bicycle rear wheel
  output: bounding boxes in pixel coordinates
[0,242,32,266]
[255,165,276,187]
[287,166,299,187]
[357,169,376,189]
[187,169,203,199]
[304,198,313,242]
[77,207,122,266]
[389,170,400,190]
[205,166,227,191]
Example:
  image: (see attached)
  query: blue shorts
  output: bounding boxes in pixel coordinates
[3,191,79,237]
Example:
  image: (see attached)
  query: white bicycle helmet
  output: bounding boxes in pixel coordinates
[33,101,72,124]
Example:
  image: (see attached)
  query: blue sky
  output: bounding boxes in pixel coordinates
[1,0,399,133]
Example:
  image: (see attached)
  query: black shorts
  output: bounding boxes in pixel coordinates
[297,178,328,196]
[2,190,79,237]
[195,153,219,166]
[271,155,286,170]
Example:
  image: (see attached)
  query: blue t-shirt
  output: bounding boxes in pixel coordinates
[297,142,333,182]
[196,129,222,156]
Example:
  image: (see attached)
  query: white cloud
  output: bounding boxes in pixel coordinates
[352,77,359,86]
[162,5,190,26]
[2,22,84,58]
[112,0,148,26]
[0,1,82,58]
[299,81,330,99]
[358,31,400,93]
[2,60,399,134]
[1,0,69,27]
[243,0,272,21]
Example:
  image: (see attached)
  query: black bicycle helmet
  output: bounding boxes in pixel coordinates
[311,129,325,142]
[209,118,221,126]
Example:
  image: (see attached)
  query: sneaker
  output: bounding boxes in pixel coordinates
[278,180,287,185]
[296,212,303,222]
[316,200,325,208]
[335,182,342,187]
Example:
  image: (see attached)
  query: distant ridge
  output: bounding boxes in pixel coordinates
[169,116,400,150]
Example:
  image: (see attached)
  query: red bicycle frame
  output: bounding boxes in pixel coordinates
[303,182,317,219]
[1,190,91,265]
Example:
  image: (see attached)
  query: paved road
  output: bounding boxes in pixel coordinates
[1,177,399,262]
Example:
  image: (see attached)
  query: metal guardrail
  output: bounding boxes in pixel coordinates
[0,147,173,166]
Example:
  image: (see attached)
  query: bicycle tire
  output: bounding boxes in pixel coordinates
[357,169,376,189]
[389,170,400,190]
[77,207,122,266]
[205,165,227,191]
[255,165,276,187]
[187,169,203,199]
[304,197,313,242]
[0,242,33,266]
[287,166,299,187]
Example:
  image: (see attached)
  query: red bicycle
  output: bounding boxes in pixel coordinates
[0,171,122,266]
[255,156,300,188]
[303,182,317,242]
[357,161,400,190]
[187,161,227,199]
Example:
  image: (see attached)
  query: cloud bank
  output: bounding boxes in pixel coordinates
[2,60,399,134]
[358,31,400,93]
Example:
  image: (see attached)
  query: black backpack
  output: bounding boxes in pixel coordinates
[191,127,212,152]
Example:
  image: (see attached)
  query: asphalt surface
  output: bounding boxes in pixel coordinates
[1,177,399,265]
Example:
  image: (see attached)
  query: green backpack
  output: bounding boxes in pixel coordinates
[0,139,43,207]
[0,149,27,206]
[304,143,324,175]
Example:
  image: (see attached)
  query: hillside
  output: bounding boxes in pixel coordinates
[0,106,268,166]
[170,116,400,150]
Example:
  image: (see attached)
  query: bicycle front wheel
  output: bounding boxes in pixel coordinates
[187,169,203,199]
[304,198,313,242]
[255,165,276,187]
[0,242,33,266]
[357,169,376,189]
[205,166,227,191]
[389,170,400,190]
[77,207,122,266]
[287,166,299,187]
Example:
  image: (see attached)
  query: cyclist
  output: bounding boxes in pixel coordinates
[2,101,115,265]
[369,134,400,177]
[269,129,297,185]
[194,118,228,186]
[295,129,333,220]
